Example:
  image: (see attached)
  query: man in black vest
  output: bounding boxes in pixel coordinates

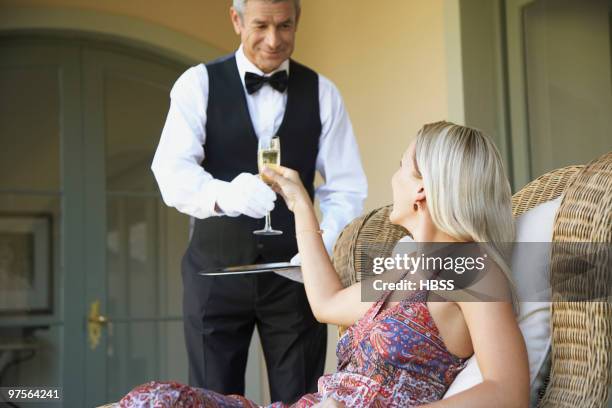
[152,0,367,403]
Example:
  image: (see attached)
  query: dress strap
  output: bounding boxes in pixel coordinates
[370,289,395,319]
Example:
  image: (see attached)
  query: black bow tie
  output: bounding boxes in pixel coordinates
[245,71,289,95]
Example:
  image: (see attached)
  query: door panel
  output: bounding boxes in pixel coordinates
[0,61,61,190]
[506,0,612,187]
[104,66,174,192]
[0,40,83,407]
[81,47,188,405]
[523,0,612,177]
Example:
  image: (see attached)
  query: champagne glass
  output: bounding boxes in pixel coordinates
[254,136,283,235]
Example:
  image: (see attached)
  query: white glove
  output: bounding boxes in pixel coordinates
[275,252,303,283]
[216,173,276,219]
[290,253,301,266]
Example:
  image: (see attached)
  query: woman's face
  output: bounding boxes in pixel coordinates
[390,141,425,228]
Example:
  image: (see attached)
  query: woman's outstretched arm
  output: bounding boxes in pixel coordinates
[264,166,372,326]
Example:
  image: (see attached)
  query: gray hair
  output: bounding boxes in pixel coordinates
[233,0,301,18]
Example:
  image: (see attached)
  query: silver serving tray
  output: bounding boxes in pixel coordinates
[198,262,296,276]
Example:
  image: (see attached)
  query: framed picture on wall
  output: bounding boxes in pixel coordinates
[0,213,53,315]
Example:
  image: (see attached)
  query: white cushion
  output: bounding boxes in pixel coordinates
[443,355,483,397]
[443,196,561,401]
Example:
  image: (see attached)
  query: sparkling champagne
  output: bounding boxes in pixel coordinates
[254,136,282,235]
[258,143,280,184]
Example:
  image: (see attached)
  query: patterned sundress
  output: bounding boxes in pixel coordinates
[120,289,468,407]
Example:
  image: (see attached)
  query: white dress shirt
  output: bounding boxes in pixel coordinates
[152,45,368,254]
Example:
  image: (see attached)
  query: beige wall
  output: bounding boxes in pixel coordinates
[295,0,449,210]
[0,0,449,211]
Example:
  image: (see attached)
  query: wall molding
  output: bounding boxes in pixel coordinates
[0,6,226,64]
[444,0,466,125]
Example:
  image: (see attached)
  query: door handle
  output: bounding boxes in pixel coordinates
[88,300,109,350]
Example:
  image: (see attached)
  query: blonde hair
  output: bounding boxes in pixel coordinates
[414,121,517,307]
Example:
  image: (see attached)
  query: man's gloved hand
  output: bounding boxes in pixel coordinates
[216,173,276,218]
[289,253,301,266]
[275,253,303,283]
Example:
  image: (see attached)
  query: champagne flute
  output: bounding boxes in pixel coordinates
[254,136,283,235]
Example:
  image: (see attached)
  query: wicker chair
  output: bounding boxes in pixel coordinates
[332,152,612,407]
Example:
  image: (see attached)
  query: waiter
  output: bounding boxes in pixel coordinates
[152,0,367,403]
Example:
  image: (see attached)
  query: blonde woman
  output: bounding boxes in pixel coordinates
[120,122,529,407]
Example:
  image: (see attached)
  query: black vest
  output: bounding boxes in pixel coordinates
[183,55,322,274]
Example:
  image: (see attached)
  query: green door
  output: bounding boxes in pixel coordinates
[505,0,612,187]
[0,37,83,408]
[81,45,191,406]
[0,36,190,406]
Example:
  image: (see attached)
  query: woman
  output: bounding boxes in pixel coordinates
[120,121,529,407]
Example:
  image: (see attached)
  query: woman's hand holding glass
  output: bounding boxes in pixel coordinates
[262,165,313,214]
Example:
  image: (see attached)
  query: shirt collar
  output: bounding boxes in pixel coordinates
[236,44,290,87]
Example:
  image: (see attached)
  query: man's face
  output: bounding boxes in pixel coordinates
[231,0,299,73]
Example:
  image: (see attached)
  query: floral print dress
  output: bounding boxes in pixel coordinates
[120,290,467,408]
